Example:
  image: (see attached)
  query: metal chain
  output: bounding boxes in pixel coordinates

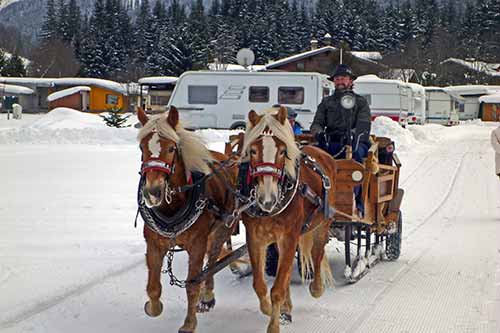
[162,250,189,288]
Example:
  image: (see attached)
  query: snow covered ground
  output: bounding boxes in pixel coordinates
[0,110,499,332]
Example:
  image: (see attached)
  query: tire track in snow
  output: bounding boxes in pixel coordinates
[346,146,471,333]
[404,148,470,238]
[400,153,432,186]
[0,258,144,330]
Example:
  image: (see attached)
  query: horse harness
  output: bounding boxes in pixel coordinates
[238,153,335,233]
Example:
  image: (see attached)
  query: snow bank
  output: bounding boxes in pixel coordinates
[371,116,418,152]
[0,108,137,144]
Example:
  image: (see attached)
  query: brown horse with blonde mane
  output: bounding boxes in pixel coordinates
[240,106,336,333]
[136,106,236,333]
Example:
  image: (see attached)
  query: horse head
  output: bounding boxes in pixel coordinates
[137,106,212,208]
[242,106,301,213]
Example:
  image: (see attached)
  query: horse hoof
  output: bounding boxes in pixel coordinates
[196,298,216,313]
[144,300,163,317]
[280,313,292,325]
[309,283,324,298]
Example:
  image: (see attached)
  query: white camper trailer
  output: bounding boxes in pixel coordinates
[353,75,410,127]
[167,71,334,129]
[407,82,426,124]
[445,85,500,120]
[424,87,461,126]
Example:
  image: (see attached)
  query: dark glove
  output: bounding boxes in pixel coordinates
[315,131,326,145]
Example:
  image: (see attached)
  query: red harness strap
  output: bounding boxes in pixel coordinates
[141,158,174,175]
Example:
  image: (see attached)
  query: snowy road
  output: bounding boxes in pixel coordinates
[0,119,499,332]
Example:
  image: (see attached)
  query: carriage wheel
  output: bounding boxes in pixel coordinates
[265,244,279,277]
[386,210,402,261]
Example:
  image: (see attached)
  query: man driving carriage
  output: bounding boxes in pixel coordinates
[310,64,372,215]
[310,64,371,163]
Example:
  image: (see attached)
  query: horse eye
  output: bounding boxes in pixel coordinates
[250,149,257,156]
[280,149,287,156]
[168,146,176,153]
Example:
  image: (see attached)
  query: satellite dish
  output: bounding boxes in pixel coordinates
[236,48,255,67]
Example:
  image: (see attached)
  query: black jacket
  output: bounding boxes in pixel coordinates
[310,91,371,147]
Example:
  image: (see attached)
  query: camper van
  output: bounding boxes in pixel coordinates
[167,71,334,129]
[424,87,461,126]
[353,75,409,127]
[445,85,500,120]
[407,83,426,124]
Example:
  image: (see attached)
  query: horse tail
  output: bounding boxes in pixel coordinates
[320,253,335,288]
[298,233,314,283]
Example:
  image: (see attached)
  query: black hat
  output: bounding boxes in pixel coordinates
[329,64,356,80]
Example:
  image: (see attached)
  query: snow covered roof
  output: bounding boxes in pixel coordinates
[207,63,266,71]
[0,77,54,87]
[47,86,91,102]
[53,78,127,95]
[355,74,405,85]
[138,76,178,85]
[478,93,500,103]
[265,46,382,69]
[445,85,500,96]
[440,58,500,77]
[406,82,425,94]
[0,83,34,95]
[351,51,382,61]
[0,77,128,95]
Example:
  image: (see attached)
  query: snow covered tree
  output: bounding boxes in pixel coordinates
[100,107,131,128]
[40,0,58,42]
[66,0,81,45]
[187,0,209,68]
[57,0,71,43]
[0,49,6,74]
[133,0,152,69]
[2,53,26,77]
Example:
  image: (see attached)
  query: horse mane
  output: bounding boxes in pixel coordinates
[137,113,214,174]
[242,107,301,179]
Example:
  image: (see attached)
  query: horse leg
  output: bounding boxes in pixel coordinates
[144,240,167,317]
[197,225,231,313]
[179,241,206,333]
[309,222,333,298]
[280,285,293,324]
[268,237,298,333]
[246,229,272,317]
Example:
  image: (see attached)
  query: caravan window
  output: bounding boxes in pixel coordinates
[278,87,304,104]
[188,85,218,104]
[249,86,269,103]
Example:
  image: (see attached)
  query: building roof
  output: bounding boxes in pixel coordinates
[265,46,382,70]
[138,76,179,85]
[0,83,34,95]
[0,77,127,95]
[47,86,91,102]
[478,93,500,103]
[440,58,500,77]
[445,85,500,96]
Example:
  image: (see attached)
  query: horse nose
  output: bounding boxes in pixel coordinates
[147,185,162,199]
[258,194,277,211]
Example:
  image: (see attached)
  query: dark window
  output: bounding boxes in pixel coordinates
[278,87,304,105]
[106,94,119,105]
[249,86,269,103]
[188,85,218,104]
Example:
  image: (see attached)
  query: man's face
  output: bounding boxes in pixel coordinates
[334,75,353,91]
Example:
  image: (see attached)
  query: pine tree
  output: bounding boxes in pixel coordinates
[66,0,81,45]
[40,0,58,42]
[2,54,26,77]
[57,0,71,43]
[0,49,6,74]
[134,0,151,67]
[187,0,209,68]
[100,107,131,128]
